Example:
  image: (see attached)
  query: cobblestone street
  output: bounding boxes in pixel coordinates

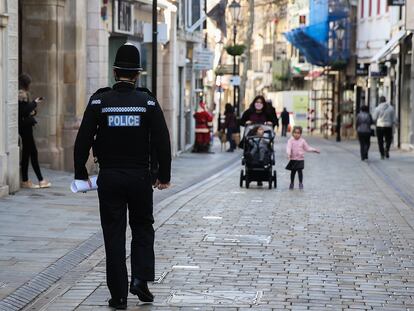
[2,138,414,310]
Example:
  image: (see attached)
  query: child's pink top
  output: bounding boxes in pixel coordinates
[286,137,317,160]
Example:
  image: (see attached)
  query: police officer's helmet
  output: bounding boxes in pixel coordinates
[113,43,143,71]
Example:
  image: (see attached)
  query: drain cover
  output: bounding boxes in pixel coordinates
[167,290,263,306]
[203,234,271,244]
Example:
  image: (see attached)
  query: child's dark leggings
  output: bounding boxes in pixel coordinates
[290,170,303,184]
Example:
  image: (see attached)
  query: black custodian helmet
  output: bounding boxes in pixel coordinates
[113,43,143,71]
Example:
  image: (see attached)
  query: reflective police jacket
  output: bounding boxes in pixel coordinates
[74,81,171,183]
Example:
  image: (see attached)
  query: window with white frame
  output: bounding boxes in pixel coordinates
[177,0,203,30]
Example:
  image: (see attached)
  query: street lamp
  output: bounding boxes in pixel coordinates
[229,0,241,116]
[229,0,241,22]
[335,24,345,59]
[334,23,345,142]
[152,0,158,97]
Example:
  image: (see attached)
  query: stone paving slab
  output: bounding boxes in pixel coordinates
[26,137,414,310]
[0,140,239,305]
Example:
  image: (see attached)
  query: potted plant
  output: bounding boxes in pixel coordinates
[225,44,246,56]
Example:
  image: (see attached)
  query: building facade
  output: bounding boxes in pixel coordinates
[0,0,204,197]
[357,0,413,149]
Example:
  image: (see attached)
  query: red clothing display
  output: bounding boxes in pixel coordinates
[193,108,213,152]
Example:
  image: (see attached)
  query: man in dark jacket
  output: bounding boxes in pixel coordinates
[74,44,171,309]
[280,107,290,137]
[266,100,279,130]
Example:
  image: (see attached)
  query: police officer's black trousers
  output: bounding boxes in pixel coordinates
[97,168,155,299]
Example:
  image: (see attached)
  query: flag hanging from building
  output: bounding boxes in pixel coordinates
[207,0,227,38]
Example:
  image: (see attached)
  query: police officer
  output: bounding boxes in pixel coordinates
[74,44,171,310]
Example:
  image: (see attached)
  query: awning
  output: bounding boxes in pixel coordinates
[135,0,176,10]
[371,30,410,63]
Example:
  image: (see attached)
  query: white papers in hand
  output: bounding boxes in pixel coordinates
[70,176,98,193]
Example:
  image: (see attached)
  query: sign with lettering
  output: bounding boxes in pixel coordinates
[193,49,215,70]
[108,115,141,127]
[387,0,405,5]
[356,63,369,76]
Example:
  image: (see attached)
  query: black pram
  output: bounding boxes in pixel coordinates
[240,124,277,189]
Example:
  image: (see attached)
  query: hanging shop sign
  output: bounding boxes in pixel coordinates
[356,63,369,76]
[387,0,405,5]
[370,63,388,77]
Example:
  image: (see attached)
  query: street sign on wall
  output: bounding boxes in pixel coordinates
[143,23,168,44]
[193,49,214,70]
[229,76,241,86]
[387,0,405,5]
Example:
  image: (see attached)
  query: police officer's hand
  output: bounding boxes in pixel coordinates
[153,179,170,190]
[83,179,93,188]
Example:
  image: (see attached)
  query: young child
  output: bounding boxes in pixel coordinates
[249,126,271,165]
[286,126,320,189]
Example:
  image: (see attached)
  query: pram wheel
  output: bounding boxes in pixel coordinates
[268,175,272,189]
[273,170,277,189]
[240,170,244,187]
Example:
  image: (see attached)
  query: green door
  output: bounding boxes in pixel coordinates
[108,36,127,86]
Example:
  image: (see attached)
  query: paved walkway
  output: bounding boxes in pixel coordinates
[0,140,240,308]
[3,137,414,310]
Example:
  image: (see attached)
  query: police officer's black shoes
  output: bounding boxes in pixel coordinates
[108,297,127,309]
[130,278,154,302]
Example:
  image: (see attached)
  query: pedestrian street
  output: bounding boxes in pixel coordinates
[11,138,414,311]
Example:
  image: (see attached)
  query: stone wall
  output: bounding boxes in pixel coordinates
[0,0,19,197]
[86,0,109,100]
[20,0,105,172]
[21,0,66,170]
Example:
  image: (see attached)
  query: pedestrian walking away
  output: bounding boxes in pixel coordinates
[372,96,397,159]
[280,107,290,137]
[223,103,237,152]
[74,43,172,310]
[356,105,373,161]
[286,126,320,190]
[18,73,51,189]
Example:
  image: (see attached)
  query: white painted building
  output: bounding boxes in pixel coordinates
[286,0,311,77]
[356,0,413,149]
